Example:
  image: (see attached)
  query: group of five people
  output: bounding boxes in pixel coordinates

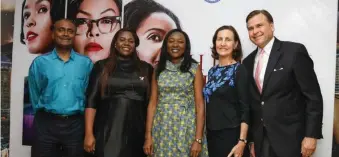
[28,9,323,157]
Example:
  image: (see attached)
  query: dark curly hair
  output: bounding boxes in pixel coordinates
[211,25,243,61]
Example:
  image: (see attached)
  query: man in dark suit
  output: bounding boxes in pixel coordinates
[242,10,323,157]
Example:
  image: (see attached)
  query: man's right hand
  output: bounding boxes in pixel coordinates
[250,143,256,157]
[84,134,96,153]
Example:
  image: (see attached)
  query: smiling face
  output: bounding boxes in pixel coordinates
[52,20,76,49]
[215,29,238,58]
[136,12,177,66]
[247,13,274,48]
[22,0,53,54]
[115,31,136,58]
[166,32,186,61]
[74,0,120,63]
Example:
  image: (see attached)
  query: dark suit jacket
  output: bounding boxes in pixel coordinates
[242,38,323,157]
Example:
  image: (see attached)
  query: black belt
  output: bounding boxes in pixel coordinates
[39,109,82,119]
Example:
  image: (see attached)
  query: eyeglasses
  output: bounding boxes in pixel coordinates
[74,16,121,35]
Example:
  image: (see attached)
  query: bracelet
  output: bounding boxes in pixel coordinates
[195,139,202,144]
[239,138,247,144]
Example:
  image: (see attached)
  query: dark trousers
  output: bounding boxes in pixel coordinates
[260,128,301,157]
[260,128,278,157]
[207,127,249,157]
[31,110,84,157]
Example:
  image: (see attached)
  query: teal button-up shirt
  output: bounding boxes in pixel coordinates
[28,48,93,115]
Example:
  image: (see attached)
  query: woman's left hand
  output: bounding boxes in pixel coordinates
[190,141,202,157]
[227,141,246,157]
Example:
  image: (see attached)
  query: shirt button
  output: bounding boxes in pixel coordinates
[64,84,66,87]
[261,118,263,121]
[261,101,264,106]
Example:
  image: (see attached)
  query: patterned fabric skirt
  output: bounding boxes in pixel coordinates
[151,103,209,157]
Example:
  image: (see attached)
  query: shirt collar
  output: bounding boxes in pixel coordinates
[258,37,275,55]
[52,48,76,61]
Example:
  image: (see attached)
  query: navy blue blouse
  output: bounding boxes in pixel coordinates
[203,62,250,130]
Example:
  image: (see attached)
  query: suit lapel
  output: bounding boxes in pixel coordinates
[247,50,256,78]
[262,39,282,93]
[247,49,261,94]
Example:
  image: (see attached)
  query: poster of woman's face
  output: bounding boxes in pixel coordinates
[123,0,181,67]
[69,0,122,63]
[20,0,67,54]
[21,0,53,54]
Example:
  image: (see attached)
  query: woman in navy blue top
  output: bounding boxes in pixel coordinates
[203,25,250,157]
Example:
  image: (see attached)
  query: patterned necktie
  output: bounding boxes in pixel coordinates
[254,49,265,93]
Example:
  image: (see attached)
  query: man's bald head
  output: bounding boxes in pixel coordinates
[51,19,76,31]
[51,18,77,49]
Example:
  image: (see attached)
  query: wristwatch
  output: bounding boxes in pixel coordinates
[195,138,202,144]
[239,138,247,144]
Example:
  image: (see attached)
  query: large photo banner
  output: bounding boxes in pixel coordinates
[66,0,123,63]
[10,0,337,156]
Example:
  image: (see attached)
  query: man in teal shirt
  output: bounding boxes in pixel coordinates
[28,19,93,157]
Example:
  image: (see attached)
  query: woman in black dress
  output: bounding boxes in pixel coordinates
[203,25,250,157]
[83,28,152,157]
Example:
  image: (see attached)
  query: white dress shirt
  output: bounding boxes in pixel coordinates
[253,38,275,89]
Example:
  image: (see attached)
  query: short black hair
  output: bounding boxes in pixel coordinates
[50,19,77,31]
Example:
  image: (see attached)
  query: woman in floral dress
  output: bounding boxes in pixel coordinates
[143,29,208,157]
